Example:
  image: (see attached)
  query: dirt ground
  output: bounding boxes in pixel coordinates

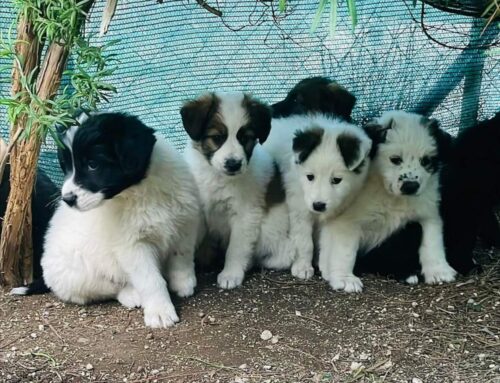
[0,250,499,383]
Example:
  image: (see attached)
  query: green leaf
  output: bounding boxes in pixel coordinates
[311,0,329,34]
[329,0,338,38]
[347,0,357,31]
[279,0,286,12]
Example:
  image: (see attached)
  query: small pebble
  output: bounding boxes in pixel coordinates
[86,363,93,370]
[260,330,272,341]
[412,378,423,383]
[239,364,248,370]
[270,336,279,344]
[350,362,363,371]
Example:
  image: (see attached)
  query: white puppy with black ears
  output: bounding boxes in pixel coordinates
[264,114,372,280]
[320,110,457,292]
[35,112,200,328]
[181,92,297,289]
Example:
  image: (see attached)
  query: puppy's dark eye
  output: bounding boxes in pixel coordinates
[390,156,403,165]
[88,160,98,171]
[306,174,315,181]
[208,134,225,146]
[420,156,431,167]
[331,177,342,185]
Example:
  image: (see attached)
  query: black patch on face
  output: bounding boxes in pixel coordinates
[242,94,272,144]
[272,76,356,121]
[337,133,361,170]
[420,154,439,174]
[62,113,156,200]
[265,162,286,210]
[236,126,257,161]
[293,127,324,164]
[180,94,227,162]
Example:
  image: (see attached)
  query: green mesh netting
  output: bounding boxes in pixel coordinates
[0,1,499,185]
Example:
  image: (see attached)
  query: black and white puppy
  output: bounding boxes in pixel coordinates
[26,112,201,328]
[320,111,457,292]
[182,92,296,289]
[356,112,500,279]
[263,77,364,279]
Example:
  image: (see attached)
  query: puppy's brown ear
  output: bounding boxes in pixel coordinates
[293,127,324,164]
[180,93,218,141]
[243,94,272,144]
[327,83,357,120]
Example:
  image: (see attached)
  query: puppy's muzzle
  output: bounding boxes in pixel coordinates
[224,158,242,174]
[62,192,77,207]
[312,201,327,212]
[400,181,420,195]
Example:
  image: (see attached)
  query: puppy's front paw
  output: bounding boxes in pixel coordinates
[423,263,457,284]
[217,268,245,289]
[404,275,419,285]
[117,286,141,308]
[329,274,363,293]
[144,300,179,328]
[291,260,314,280]
[169,272,197,298]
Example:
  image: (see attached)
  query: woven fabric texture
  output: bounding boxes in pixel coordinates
[0,1,498,184]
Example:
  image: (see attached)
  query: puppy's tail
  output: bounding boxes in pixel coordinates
[10,278,50,296]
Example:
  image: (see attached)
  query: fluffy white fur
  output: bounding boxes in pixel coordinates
[320,111,457,292]
[263,114,372,280]
[185,92,296,289]
[42,136,201,328]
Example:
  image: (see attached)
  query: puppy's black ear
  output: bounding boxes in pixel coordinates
[421,117,452,160]
[243,94,272,143]
[363,119,391,144]
[326,83,357,120]
[337,132,371,171]
[115,115,157,177]
[180,93,218,141]
[293,127,324,164]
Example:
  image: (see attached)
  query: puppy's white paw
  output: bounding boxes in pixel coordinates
[117,286,141,308]
[405,275,419,285]
[169,272,197,298]
[291,260,314,280]
[329,274,363,293]
[423,263,457,284]
[217,268,245,290]
[10,287,28,296]
[144,301,179,328]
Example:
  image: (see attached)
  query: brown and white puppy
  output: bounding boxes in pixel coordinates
[181,92,295,289]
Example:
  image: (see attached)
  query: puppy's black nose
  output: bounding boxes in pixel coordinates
[312,201,326,212]
[400,181,420,195]
[224,158,242,173]
[62,192,77,207]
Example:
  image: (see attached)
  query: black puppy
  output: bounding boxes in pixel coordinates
[356,112,500,280]
[272,76,356,121]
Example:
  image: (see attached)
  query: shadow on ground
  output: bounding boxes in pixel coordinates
[0,249,499,383]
